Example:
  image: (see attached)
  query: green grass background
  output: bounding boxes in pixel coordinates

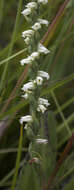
[0,0,74,189]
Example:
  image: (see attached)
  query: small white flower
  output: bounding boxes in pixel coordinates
[38,43,50,54]
[31,52,40,61]
[19,115,33,124]
[26,2,37,9]
[37,104,47,113]
[20,56,32,65]
[38,0,48,4]
[38,18,49,26]
[36,138,48,144]
[38,70,50,80]
[20,51,40,66]
[21,8,31,17]
[36,76,43,85]
[22,30,34,38]
[32,22,41,31]
[38,98,50,107]
[22,82,35,92]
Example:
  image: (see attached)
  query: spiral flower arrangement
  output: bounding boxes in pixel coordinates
[20,0,50,160]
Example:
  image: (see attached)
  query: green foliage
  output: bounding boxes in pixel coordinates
[17,164,41,190]
[63,178,74,190]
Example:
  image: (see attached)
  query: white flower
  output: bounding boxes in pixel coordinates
[20,51,40,66]
[38,70,50,80]
[19,115,33,124]
[36,138,48,144]
[20,56,32,65]
[38,43,50,54]
[32,22,41,31]
[22,30,34,38]
[38,0,48,4]
[31,52,40,61]
[36,76,43,85]
[37,104,47,113]
[26,2,37,9]
[21,8,31,17]
[22,82,35,92]
[38,18,49,26]
[38,98,50,107]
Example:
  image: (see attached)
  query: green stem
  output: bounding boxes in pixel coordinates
[51,90,72,137]
[0,159,25,187]
[0,0,23,93]
[0,0,4,28]
[11,124,23,190]
[57,112,74,133]
[0,48,27,66]
[54,97,74,115]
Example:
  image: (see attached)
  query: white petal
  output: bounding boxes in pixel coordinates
[38,43,50,54]
[20,56,32,65]
[22,30,34,38]
[38,0,48,4]
[38,70,50,80]
[19,115,33,124]
[24,37,30,45]
[38,98,50,107]
[31,52,40,61]
[36,138,48,144]
[26,2,37,9]
[37,104,47,113]
[21,93,28,99]
[21,8,31,16]
[22,82,34,92]
[24,124,28,130]
[38,18,49,26]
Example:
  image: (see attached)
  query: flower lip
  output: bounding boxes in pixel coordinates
[36,76,43,85]
[19,115,33,124]
[31,22,41,31]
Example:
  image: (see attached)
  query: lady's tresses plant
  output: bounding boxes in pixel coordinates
[19,0,50,161]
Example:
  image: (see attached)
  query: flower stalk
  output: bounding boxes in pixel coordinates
[20,0,50,161]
